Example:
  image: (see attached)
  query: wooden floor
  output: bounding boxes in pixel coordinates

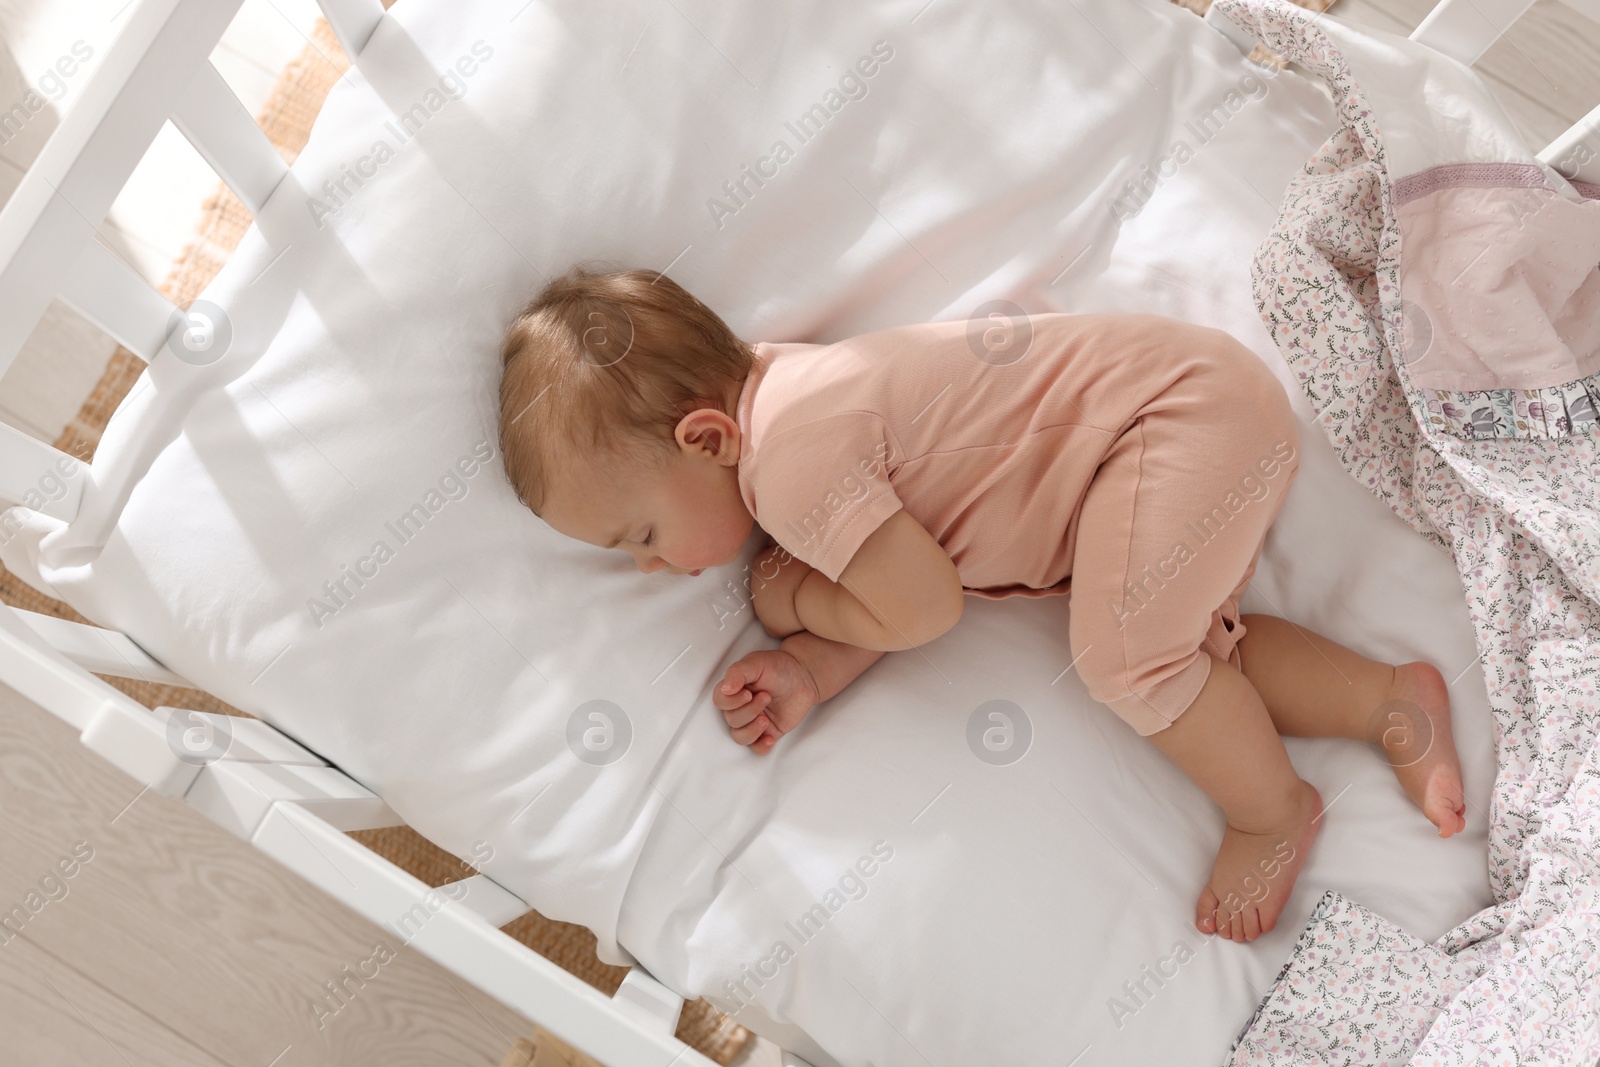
[1335,0,1600,153]
[0,682,536,1066]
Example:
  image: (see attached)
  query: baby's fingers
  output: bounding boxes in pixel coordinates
[714,665,759,710]
[714,680,753,713]
[723,690,768,730]
[726,697,768,729]
[729,706,773,746]
[751,724,780,755]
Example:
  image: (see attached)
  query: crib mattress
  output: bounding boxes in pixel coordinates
[0,0,1498,1063]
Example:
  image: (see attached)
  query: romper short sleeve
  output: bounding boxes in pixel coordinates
[745,412,904,583]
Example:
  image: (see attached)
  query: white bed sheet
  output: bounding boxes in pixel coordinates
[1,1,1500,1063]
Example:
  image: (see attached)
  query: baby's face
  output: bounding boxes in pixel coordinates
[540,409,755,577]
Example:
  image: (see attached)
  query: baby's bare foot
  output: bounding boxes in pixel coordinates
[1370,662,1466,838]
[1195,780,1321,942]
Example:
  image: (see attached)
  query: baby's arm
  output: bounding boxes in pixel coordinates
[781,631,887,704]
[722,512,955,752]
[718,630,887,754]
[793,509,964,652]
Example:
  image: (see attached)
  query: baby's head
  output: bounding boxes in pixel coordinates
[498,264,758,576]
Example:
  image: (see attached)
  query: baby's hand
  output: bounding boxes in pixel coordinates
[714,650,821,755]
[751,544,812,639]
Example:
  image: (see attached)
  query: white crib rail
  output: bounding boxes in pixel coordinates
[0,0,230,381]
[1206,0,1600,186]
[0,0,722,1053]
[0,0,228,520]
[169,60,290,216]
[1412,0,1600,186]
[1411,0,1538,65]
[0,601,713,1064]
[0,0,390,523]
[318,0,387,60]
[13,606,191,686]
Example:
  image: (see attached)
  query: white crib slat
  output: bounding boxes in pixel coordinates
[0,0,243,379]
[56,238,179,363]
[1,604,216,803]
[1411,0,1539,66]
[170,61,289,216]
[14,609,189,685]
[1539,101,1600,187]
[0,421,85,521]
[447,874,534,927]
[80,694,205,797]
[0,607,146,732]
[612,967,685,1035]
[0,186,98,384]
[184,759,404,838]
[252,804,717,1067]
[151,706,330,766]
[316,0,386,60]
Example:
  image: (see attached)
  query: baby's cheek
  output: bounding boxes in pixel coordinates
[700,507,746,565]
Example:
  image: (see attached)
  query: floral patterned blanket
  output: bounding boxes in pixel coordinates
[1208,1,1600,1063]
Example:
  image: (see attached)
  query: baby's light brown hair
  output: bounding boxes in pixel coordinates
[498,263,756,516]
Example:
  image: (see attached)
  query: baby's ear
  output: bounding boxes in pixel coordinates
[679,407,739,460]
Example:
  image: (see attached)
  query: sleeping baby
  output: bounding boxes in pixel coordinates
[497,264,1467,943]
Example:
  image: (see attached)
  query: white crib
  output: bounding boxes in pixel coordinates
[0,0,1593,1064]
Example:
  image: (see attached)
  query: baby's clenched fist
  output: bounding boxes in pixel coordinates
[714,649,822,754]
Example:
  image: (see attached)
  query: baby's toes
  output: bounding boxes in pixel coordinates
[1425,791,1467,838]
[1242,906,1262,941]
[1195,886,1222,934]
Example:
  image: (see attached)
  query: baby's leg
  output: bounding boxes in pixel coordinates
[1063,326,1324,941]
[1235,614,1466,838]
[1142,651,1322,942]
